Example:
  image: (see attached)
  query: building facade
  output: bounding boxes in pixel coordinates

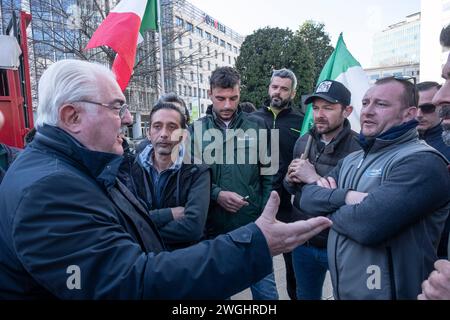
[420,0,450,82]
[160,0,243,121]
[372,12,421,67]
[1,0,244,138]
[365,63,420,84]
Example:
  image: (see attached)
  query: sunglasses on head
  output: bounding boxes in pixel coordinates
[378,76,418,107]
[418,103,436,114]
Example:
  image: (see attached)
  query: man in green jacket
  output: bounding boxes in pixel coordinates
[190,66,277,300]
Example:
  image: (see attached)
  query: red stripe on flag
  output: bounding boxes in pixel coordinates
[86,12,141,90]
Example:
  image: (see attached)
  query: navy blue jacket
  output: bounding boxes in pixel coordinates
[420,124,450,161]
[0,125,272,299]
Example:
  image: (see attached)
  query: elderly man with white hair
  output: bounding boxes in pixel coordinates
[0,59,331,299]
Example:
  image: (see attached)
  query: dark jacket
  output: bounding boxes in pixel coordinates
[284,119,360,247]
[248,104,304,222]
[0,143,21,184]
[130,144,211,250]
[420,124,450,257]
[420,123,450,161]
[300,124,450,299]
[190,106,272,237]
[0,125,272,299]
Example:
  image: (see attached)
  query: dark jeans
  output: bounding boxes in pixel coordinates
[292,244,328,300]
[282,252,297,300]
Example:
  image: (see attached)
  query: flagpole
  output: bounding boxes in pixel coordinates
[157,0,165,94]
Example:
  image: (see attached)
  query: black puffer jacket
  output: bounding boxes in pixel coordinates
[248,104,304,222]
[284,119,360,247]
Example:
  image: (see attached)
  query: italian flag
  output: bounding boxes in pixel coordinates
[301,33,370,135]
[86,0,158,91]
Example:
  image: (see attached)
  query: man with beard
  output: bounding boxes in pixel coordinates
[416,82,450,259]
[418,24,450,300]
[190,67,278,300]
[248,68,304,300]
[0,60,333,299]
[299,77,450,299]
[130,103,211,250]
[416,82,450,161]
[441,107,450,147]
[283,80,360,299]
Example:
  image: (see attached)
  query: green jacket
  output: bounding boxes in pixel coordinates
[189,106,272,236]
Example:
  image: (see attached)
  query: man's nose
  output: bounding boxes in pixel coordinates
[121,108,133,126]
[432,82,450,107]
[416,108,423,118]
[361,102,375,115]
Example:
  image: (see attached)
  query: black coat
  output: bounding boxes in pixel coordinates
[285,119,360,247]
[248,105,304,222]
[0,125,272,299]
[130,154,211,250]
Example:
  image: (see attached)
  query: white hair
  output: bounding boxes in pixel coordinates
[35,59,116,128]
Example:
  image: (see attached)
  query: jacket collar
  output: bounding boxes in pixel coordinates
[420,123,443,140]
[310,119,354,154]
[206,104,243,129]
[358,120,419,153]
[33,125,123,190]
[138,143,184,174]
[262,105,294,118]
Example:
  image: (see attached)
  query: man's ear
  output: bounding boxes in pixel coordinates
[343,106,354,118]
[59,104,82,134]
[404,106,418,121]
[291,90,297,100]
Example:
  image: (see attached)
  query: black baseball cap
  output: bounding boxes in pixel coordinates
[305,80,351,106]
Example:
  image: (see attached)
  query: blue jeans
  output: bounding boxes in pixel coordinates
[292,244,328,300]
[250,272,279,300]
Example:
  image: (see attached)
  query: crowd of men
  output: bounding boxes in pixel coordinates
[0,25,450,300]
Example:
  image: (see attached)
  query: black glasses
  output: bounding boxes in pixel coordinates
[418,103,436,114]
[75,100,129,119]
[377,76,418,108]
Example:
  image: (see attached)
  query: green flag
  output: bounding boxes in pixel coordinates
[140,0,158,32]
[301,33,370,135]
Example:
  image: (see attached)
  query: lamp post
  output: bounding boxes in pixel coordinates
[196,59,201,118]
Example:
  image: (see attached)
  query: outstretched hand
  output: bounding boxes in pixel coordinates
[256,191,332,256]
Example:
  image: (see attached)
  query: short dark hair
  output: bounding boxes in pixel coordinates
[375,77,418,108]
[158,92,190,123]
[210,66,240,90]
[240,102,257,113]
[416,81,441,92]
[149,102,186,129]
[440,24,450,48]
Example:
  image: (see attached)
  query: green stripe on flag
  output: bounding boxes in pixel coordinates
[300,33,362,136]
[141,0,158,32]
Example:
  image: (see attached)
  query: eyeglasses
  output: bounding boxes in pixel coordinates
[377,76,418,108]
[418,103,437,114]
[75,100,129,119]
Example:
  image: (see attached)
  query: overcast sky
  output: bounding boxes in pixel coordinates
[188,0,421,68]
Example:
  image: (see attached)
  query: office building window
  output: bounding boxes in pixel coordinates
[176,16,184,27]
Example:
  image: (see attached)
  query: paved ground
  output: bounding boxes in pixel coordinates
[231,254,334,300]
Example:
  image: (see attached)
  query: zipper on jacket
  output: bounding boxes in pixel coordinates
[386,246,397,300]
[334,236,341,300]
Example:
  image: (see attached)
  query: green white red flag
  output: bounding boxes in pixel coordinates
[86,0,158,91]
